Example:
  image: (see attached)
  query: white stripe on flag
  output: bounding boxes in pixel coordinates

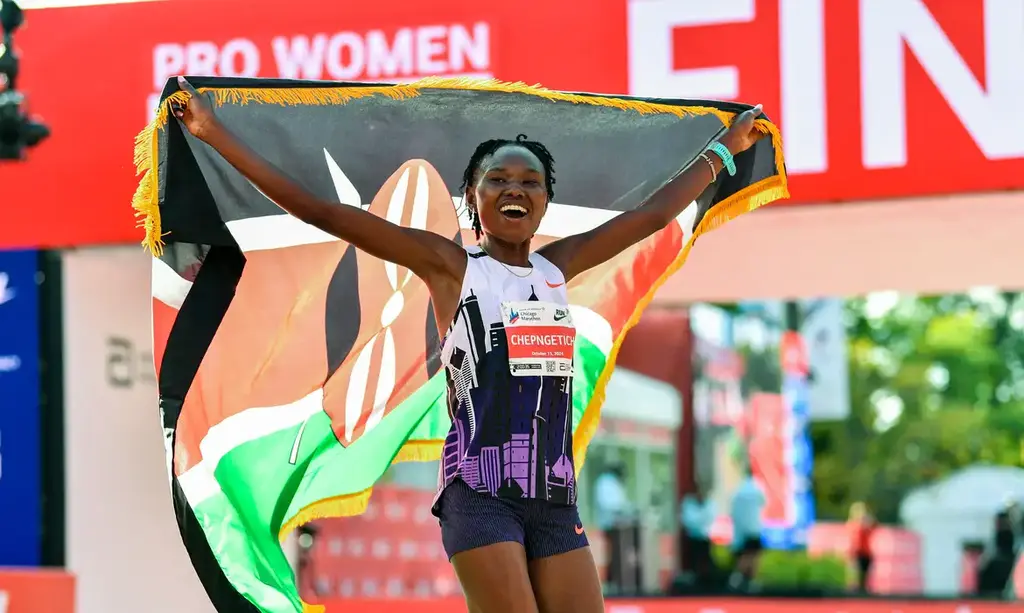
[223,199,698,254]
[225,149,700,252]
[177,389,324,506]
[569,305,614,355]
[223,200,625,253]
[227,215,340,252]
[151,257,194,309]
[675,201,699,243]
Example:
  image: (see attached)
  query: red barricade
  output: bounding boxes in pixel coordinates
[0,569,75,613]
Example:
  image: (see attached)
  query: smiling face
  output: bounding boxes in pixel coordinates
[468,145,549,244]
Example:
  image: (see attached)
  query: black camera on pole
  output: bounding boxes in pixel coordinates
[0,0,49,161]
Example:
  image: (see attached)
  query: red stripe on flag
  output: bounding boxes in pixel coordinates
[172,242,345,475]
[152,298,178,379]
[170,160,460,475]
[571,222,685,335]
[321,160,459,446]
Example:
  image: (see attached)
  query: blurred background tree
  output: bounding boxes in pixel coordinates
[810,290,1024,523]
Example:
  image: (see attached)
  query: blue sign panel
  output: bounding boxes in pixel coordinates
[0,249,41,566]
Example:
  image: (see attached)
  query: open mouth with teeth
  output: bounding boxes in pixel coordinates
[499,203,529,219]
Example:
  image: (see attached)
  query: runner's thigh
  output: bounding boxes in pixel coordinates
[453,543,539,613]
[438,480,538,613]
[528,547,604,613]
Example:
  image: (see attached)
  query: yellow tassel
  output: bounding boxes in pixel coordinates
[211,85,419,107]
[131,122,162,255]
[131,91,192,256]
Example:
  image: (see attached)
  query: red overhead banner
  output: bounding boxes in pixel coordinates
[2,0,1022,248]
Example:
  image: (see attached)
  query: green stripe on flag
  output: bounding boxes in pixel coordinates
[571,304,614,433]
[190,375,449,612]
[572,336,608,432]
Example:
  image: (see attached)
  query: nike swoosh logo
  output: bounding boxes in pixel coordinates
[545,280,565,289]
[574,524,585,535]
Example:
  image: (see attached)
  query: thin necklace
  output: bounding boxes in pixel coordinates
[480,247,533,278]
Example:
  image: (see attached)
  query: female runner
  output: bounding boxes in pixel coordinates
[173,76,764,613]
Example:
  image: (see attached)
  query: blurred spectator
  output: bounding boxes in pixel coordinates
[594,462,632,593]
[729,467,765,591]
[977,500,1019,597]
[680,482,716,586]
[995,504,1016,558]
[1008,500,1023,544]
[847,502,877,592]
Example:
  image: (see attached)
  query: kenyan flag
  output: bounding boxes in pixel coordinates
[134,77,788,612]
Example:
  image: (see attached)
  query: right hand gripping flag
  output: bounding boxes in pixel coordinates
[134,77,789,612]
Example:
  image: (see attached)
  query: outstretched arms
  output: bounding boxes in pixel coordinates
[172,77,466,285]
[538,106,765,283]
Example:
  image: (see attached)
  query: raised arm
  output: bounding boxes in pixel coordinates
[171,77,466,285]
[538,106,764,283]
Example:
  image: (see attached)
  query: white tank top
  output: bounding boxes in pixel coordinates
[435,246,578,506]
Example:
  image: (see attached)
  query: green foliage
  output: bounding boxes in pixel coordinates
[811,291,1024,523]
[756,550,849,591]
[711,544,733,570]
[709,545,849,591]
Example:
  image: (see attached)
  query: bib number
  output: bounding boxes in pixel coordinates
[500,301,575,377]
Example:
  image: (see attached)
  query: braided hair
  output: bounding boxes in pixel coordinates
[459,134,556,239]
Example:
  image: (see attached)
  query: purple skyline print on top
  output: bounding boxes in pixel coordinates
[435,258,577,507]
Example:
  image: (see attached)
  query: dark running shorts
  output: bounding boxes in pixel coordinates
[435,478,589,561]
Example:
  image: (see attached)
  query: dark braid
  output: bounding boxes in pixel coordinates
[459,134,556,239]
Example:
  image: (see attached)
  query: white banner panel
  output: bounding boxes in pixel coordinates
[62,246,215,613]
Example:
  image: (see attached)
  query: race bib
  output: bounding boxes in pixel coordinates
[500,301,575,377]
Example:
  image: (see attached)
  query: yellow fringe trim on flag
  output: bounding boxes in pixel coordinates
[132,77,738,255]
[132,118,165,255]
[571,117,789,472]
[281,438,443,612]
[276,438,443,541]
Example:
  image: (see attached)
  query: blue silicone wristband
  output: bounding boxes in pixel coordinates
[706,141,737,177]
